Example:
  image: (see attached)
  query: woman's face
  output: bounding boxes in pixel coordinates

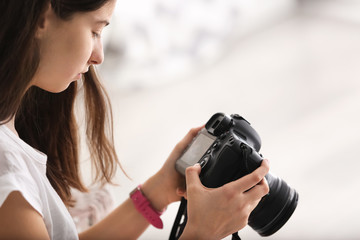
[33,0,116,93]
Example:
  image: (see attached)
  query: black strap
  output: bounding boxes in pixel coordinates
[169,198,188,240]
[232,232,242,240]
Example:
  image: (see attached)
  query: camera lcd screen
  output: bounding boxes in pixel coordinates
[180,132,216,165]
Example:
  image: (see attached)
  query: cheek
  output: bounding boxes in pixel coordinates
[66,34,93,67]
[33,21,96,92]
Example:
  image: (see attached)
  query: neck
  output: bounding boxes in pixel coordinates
[3,117,18,137]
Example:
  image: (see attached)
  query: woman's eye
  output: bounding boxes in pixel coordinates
[92,31,101,39]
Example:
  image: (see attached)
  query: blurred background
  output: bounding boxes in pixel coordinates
[79,0,360,239]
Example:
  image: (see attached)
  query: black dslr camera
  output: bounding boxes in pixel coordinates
[170,113,298,239]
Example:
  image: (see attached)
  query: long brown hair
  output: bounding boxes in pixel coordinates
[0,0,123,206]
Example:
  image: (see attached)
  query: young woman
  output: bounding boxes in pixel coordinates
[0,0,270,239]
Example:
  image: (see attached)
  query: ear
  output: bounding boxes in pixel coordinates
[35,3,54,39]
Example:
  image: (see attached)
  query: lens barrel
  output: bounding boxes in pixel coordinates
[248,173,299,236]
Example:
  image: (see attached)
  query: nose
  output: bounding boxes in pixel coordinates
[88,41,104,65]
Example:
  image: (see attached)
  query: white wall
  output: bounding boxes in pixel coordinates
[100,0,298,89]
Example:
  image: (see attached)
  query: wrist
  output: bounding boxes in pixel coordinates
[141,172,171,212]
[179,224,202,240]
[180,220,219,240]
[130,185,164,229]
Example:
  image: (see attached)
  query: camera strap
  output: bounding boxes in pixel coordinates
[232,232,242,240]
[169,198,242,240]
[169,197,188,240]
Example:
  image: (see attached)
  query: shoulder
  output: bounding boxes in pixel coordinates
[0,141,28,175]
[0,140,43,214]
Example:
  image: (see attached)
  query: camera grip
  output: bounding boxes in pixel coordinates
[239,143,263,173]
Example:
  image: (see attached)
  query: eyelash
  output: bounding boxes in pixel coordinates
[92,31,101,39]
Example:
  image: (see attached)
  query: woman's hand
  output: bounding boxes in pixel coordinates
[141,126,204,211]
[180,159,270,240]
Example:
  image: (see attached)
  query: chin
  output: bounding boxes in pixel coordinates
[35,81,75,93]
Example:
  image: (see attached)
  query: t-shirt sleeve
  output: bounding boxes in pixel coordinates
[0,150,43,217]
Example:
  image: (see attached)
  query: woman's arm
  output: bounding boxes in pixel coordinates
[0,177,169,240]
[78,173,171,240]
[79,127,204,240]
[0,191,50,240]
[79,127,269,240]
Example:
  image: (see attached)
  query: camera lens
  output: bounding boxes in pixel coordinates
[248,173,299,236]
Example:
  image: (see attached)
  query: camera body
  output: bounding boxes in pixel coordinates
[175,113,298,236]
[176,113,263,188]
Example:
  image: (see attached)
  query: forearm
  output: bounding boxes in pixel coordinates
[78,126,197,240]
[78,197,149,240]
[78,173,170,240]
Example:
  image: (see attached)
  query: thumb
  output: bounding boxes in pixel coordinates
[185,163,202,189]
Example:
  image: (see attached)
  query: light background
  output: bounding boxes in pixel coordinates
[79,0,360,239]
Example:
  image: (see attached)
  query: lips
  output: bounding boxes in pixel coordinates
[76,69,88,79]
[74,73,82,80]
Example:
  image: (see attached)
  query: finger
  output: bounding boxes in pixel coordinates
[244,178,269,200]
[185,163,202,190]
[228,159,270,192]
[176,126,205,152]
[176,187,188,199]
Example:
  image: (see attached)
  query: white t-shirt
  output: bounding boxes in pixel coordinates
[0,124,78,240]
